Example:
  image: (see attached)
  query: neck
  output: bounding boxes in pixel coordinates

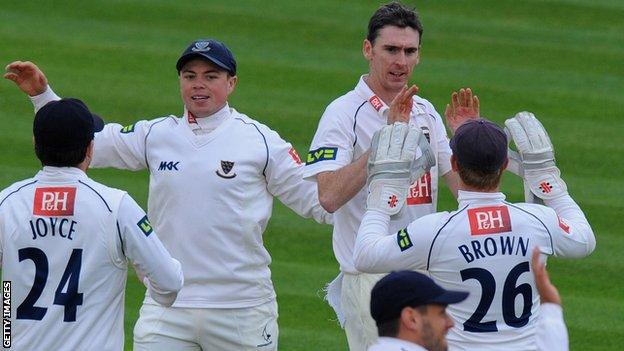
[188,102,227,119]
[395,330,423,348]
[363,75,400,105]
[458,182,500,193]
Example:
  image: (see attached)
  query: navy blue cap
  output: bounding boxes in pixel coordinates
[34,98,104,151]
[449,119,508,172]
[370,271,468,324]
[176,39,237,75]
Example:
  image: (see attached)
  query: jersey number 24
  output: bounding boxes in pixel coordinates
[16,247,83,322]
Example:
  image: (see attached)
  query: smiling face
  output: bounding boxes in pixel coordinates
[363,25,420,101]
[179,58,237,117]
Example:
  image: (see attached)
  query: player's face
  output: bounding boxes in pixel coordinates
[420,305,454,351]
[364,25,420,98]
[179,59,237,117]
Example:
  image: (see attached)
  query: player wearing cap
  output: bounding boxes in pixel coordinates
[354,116,595,350]
[303,3,479,349]
[5,39,330,350]
[368,271,469,351]
[0,99,183,350]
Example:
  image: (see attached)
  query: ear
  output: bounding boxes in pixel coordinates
[227,75,238,95]
[451,154,459,172]
[415,46,421,65]
[363,39,373,60]
[400,307,420,331]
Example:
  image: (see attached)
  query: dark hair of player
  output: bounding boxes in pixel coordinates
[367,2,424,45]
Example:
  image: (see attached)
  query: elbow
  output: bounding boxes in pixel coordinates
[353,247,376,274]
[319,190,339,213]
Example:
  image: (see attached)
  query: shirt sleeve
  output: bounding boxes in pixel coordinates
[423,99,452,177]
[541,195,596,258]
[90,119,159,170]
[302,103,356,180]
[263,129,332,225]
[116,194,184,306]
[29,84,155,171]
[353,210,440,273]
[535,303,569,351]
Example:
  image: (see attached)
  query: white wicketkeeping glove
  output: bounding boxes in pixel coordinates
[504,112,568,201]
[366,122,436,216]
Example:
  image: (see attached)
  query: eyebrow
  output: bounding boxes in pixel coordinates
[382,45,418,50]
[181,69,221,74]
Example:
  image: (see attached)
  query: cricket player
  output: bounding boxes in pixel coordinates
[354,115,595,350]
[0,98,183,350]
[6,38,330,350]
[303,2,478,349]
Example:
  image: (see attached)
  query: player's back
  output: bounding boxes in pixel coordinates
[0,168,127,350]
[427,196,555,351]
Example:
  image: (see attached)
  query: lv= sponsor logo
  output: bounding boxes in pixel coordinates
[468,205,512,235]
[33,187,77,216]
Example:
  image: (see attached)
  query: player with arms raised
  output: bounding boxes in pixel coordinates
[354,111,595,350]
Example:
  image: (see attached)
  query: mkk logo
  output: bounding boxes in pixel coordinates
[33,187,77,216]
[368,95,384,112]
[158,161,180,171]
[468,206,512,235]
[407,172,432,205]
[216,160,236,179]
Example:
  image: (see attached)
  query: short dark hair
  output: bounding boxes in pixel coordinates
[457,164,504,191]
[367,2,423,44]
[376,305,428,337]
[34,144,88,168]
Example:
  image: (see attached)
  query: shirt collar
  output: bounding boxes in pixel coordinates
[183,103,231,134]
[457,190,507,207]
[354,75,426,120]
[373,337,427,351]
[36,166,89,182]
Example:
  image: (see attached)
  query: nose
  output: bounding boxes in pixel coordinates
[396,50,408,66]
[446,313,454,330]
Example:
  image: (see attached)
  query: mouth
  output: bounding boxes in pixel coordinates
[191,95,209,101]
[389,72,406,79]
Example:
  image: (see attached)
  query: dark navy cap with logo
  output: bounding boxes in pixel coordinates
[449,118,508,172]
[176,39,237,76]
[34,98,104,151]
[370,271,468,324]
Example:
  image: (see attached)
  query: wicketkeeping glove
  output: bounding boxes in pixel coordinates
[504,112,568,201]
[366,122,436,216]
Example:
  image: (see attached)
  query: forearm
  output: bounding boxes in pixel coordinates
[29,85,60,112]
[353,210,395,273]
[442,170,459,199]
[317,151,368,213]
[546,194,596,256]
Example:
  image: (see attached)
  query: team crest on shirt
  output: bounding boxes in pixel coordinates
[256,323,273,347]
[137,215,153,237]
[420,126,430,143]
[33,187,77,216]
[216,160,237,179]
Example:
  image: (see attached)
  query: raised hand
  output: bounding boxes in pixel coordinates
[387,85,419,124]
[4,61,48,96]
[445,87,480,134]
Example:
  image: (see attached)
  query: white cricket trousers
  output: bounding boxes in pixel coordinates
[133,300,278,350]
[342,272,386,351]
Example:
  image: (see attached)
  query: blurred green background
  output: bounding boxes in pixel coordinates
[1,0,622,349]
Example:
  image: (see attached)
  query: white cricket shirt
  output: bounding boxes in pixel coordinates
[30,86,330,308]
[304,75,452,274]
[0,167,183,351]
[354,190,595,350]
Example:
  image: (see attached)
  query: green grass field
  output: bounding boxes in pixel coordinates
[1,0,622,349]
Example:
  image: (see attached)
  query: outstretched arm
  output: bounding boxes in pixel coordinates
[4,61,48,96]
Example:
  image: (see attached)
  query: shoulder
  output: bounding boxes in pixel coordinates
[508,202,557,219]
[0,178,38,208]
[322,91,367,122]
[114,115,178,134]
[78,177,127,213]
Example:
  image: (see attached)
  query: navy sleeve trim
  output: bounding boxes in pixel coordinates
[116,221,126,257]
[144,117,175,169]
[352,101,367,147]
[505,202,555,255]
[0,180,38,208]
[415,102,437,121]
[234,117,269,176]
[426,205,469,270]
[78,180,112,213]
